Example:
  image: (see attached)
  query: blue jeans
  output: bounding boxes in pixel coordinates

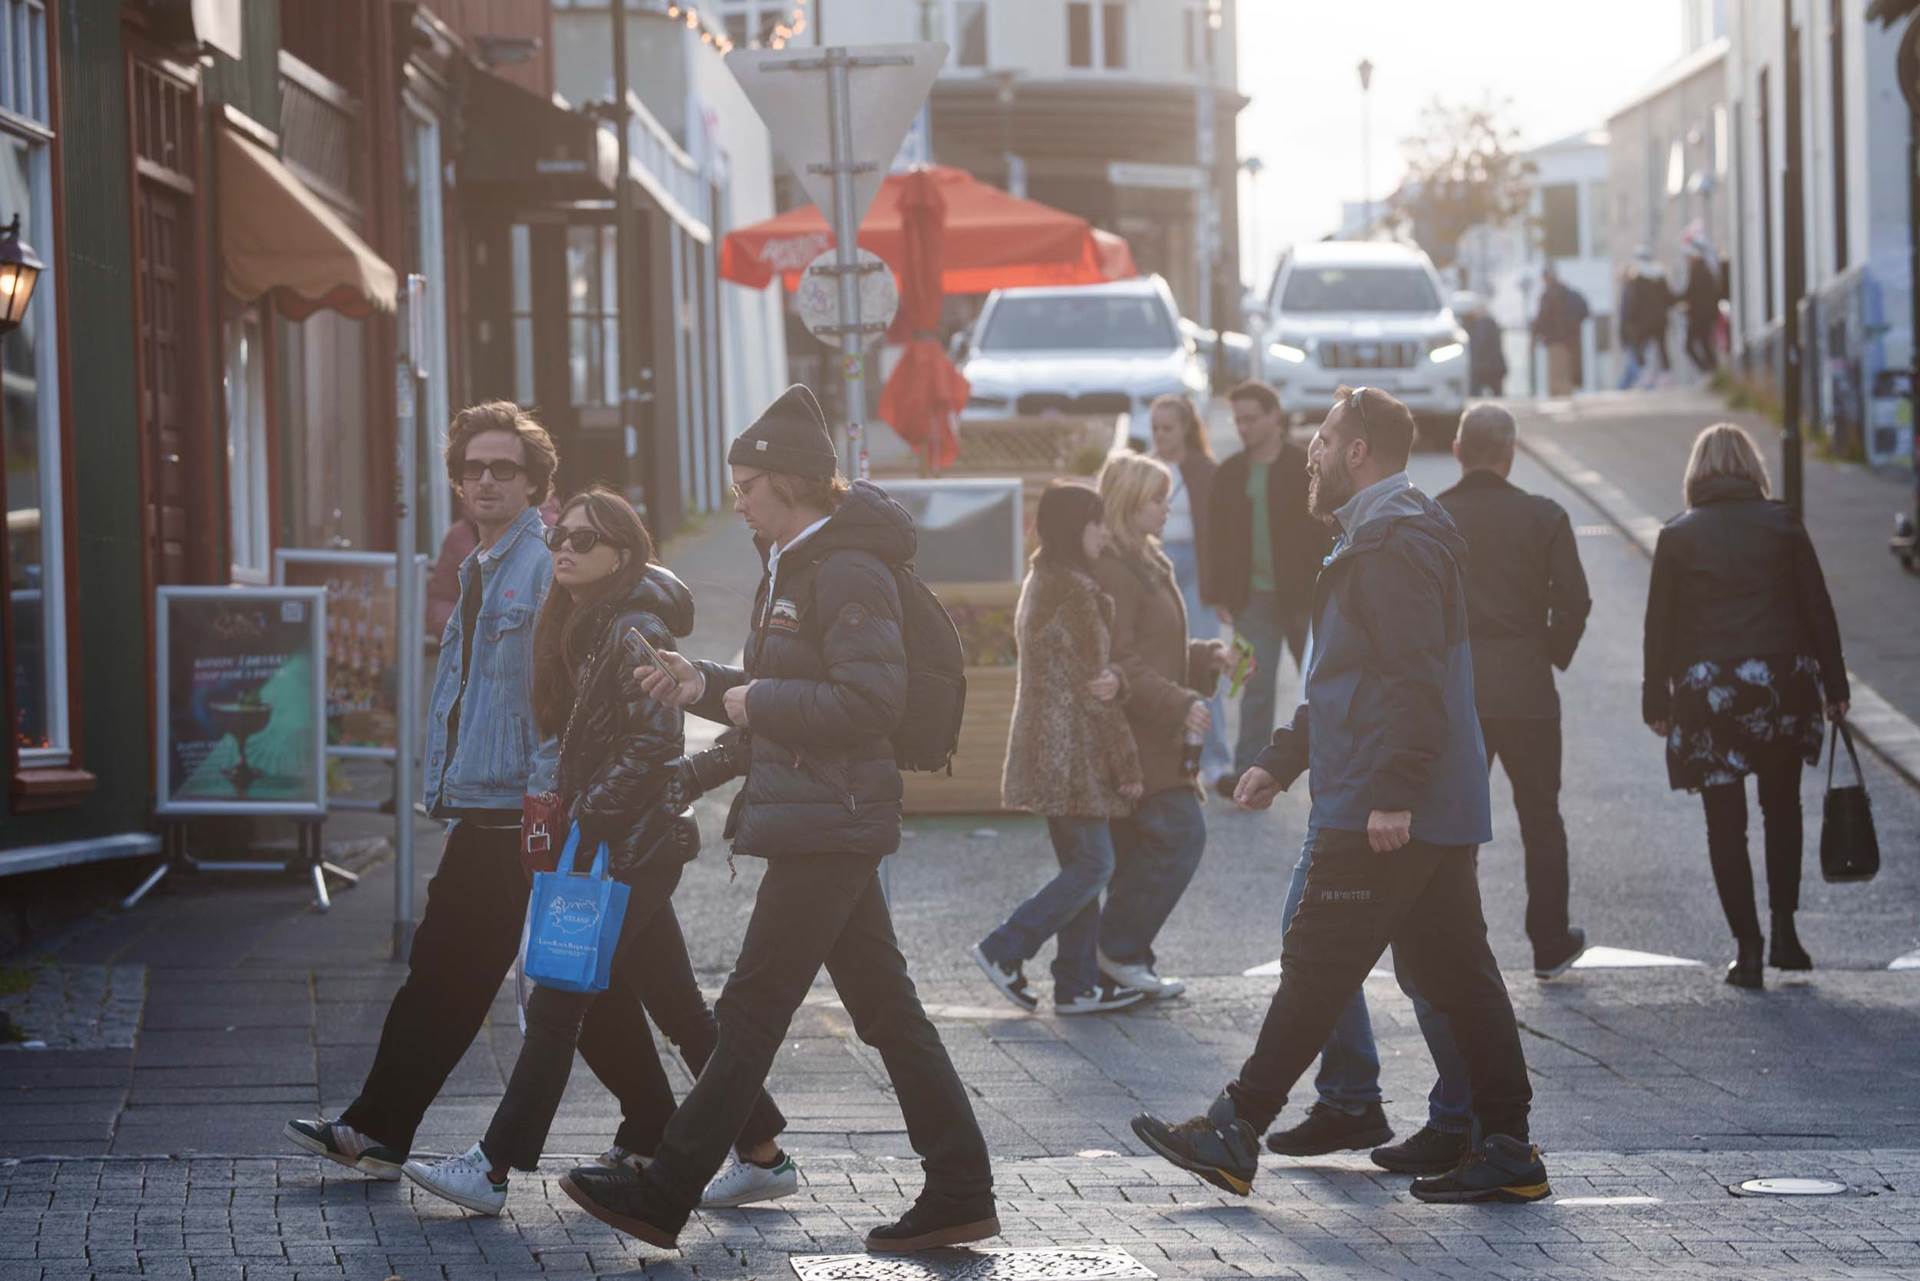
[1232,592,1309,774]
[1100,788,1206,968]
[981,817,1115,996]
[1163,538,1231,780]
[1280,823,1473,1133]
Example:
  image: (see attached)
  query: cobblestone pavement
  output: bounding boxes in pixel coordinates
[0,966,145,1052]
[1,1148,1916,1280]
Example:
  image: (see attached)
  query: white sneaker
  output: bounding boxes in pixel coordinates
[402,1143,508,1216]
[699,1151,799,1208]
[1097,949,1187,1000]
[1055,979,1148,1016]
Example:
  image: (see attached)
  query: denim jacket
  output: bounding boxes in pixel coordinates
[422,504,559,815]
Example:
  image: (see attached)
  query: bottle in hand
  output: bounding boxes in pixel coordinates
[1181,728,1204,777]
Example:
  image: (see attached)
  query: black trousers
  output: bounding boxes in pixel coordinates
[1701,753,1803,942]
[340,823,674,1155]
[1685,326,1718,373]
[643,851,993,1217]
[1228,829,1533,1142]
[1481,716,1573,961]
[483,857,787,1171]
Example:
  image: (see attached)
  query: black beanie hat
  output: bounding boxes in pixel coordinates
[728,384,837,480]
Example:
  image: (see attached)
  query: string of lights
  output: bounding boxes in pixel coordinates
[661,2,810,57]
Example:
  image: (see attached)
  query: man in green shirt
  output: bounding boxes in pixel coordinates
[1205,382,1331,791]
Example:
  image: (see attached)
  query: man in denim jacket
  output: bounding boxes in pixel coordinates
[286,403,665,1177]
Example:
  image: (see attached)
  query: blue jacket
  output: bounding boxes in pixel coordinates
[423,504,559,816]
[1256,474,1491,845]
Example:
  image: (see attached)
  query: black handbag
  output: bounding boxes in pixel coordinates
[1819,721,1880,883]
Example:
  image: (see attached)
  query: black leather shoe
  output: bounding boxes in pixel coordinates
[1770,913,1812,970]
[1264,1102,1393,1157]
[1533,927,1589,980]
[864,1191,1000,1253]
[1131,1092,1261,1196]
[559,1164,685,1249]
[1726,938,1764,989]
[1370,1125,1471,1175]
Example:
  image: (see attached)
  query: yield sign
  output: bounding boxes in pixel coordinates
[726,42,947,233]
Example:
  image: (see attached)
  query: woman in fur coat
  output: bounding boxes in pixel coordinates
[973,482,1148,1016]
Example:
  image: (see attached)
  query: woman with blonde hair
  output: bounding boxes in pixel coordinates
[1643,423,1849,989]
[1090,452,1232,1001]
[1147,395,1230,786]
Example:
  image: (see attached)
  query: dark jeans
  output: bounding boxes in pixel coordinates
[340,823,662,1154]
[1685,327,1718,373]
[1482,716,1574,962]
[643,851,993,1218]
[1100,787,1206,969]
[1701,752,1803,942]
[483,857,788,1172]
[981,817,1114,996]
[1226,828,1533,1142]
[1232,592,1310,774]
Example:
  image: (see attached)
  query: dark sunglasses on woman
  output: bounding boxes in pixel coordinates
[543,526,612,554]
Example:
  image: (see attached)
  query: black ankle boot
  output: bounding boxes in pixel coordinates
[1726,937,1764,989]
[1769,912,1812,970]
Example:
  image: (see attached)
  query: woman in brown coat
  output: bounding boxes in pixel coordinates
[1092,454,1231,1002]
[974,483,1148,1016]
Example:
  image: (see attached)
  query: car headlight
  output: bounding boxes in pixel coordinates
[1268,341,1309,365]
[1427,341,1465,364]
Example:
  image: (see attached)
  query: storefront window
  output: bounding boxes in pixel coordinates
[1,119,64,760]
[567,224,619,408]
[276,310,371,550]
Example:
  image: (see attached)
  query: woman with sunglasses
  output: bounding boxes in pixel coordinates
[403,486,797,1216]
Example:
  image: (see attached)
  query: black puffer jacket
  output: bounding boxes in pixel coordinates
[690,481,910,859]
[556,564,701,875]
[1642,474,1848,725]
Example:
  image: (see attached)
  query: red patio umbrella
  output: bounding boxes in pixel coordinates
[719,165,1135,295]
[876,169,968,471]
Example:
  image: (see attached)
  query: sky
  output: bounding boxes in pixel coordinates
[1234,0,1688,292]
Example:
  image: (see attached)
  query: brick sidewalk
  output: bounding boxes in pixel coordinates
[2,1148,1916,1280]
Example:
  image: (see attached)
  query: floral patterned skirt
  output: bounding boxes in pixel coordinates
[1665,653,1827,792]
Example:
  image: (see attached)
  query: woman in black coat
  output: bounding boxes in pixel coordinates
[403,487,794,1215]
[1643,425,1849,989]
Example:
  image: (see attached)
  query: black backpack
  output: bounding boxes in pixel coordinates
[890,565,967,772]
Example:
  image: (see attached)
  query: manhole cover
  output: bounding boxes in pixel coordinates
[1732,1177,1849,1197]
[790,1248,1155,1280]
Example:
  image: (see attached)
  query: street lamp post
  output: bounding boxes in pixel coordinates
[1240,155,1265,298]
[0,215,43,334]
[1358,58,1374,233]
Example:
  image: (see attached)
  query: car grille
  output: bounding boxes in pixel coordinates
[1319,340,1420,370]
[1015,391,1136,416]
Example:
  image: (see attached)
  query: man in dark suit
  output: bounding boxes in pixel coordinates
[1437,402,1592,979]
[1206,381,1333,791]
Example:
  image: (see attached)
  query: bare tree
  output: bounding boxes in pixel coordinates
[1388,97,1536,270]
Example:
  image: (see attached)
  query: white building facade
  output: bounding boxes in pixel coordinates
[1726,0,1913,461]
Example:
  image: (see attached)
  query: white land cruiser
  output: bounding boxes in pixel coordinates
[957,276,1209,447]
[1258,241,1469,447]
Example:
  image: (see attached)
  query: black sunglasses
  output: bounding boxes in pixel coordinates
[543,526,615,555]
[457,459,524,483]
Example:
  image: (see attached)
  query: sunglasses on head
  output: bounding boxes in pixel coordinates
[457,459,524,483]
[543,526,614,555]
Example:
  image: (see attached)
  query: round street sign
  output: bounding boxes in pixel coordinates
[795,247,899,349]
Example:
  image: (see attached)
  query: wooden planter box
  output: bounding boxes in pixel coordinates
[904,579,1019,816]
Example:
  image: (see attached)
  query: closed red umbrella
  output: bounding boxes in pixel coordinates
[877,169,968,471]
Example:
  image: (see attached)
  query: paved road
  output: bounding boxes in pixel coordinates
[4,422,1919,1278]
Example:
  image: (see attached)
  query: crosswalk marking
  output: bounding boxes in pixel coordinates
[1571,945,1705,969]
[1891,949,1920,971]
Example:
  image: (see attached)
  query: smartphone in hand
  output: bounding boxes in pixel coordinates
[622,626,667,672]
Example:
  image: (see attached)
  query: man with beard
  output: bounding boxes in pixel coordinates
[1129,387,1548,1205]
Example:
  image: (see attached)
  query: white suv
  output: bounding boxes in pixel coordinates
[1258,241,1468,447]
[957,276,1209,446]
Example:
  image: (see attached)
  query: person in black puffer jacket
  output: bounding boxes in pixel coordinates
[559,386,998,1256]
[402,487,795,1217]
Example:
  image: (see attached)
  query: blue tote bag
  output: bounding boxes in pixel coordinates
[524,824,631,994]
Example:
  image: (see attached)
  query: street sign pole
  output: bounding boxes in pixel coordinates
[825,49,870,480]
[392,275,426,962]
